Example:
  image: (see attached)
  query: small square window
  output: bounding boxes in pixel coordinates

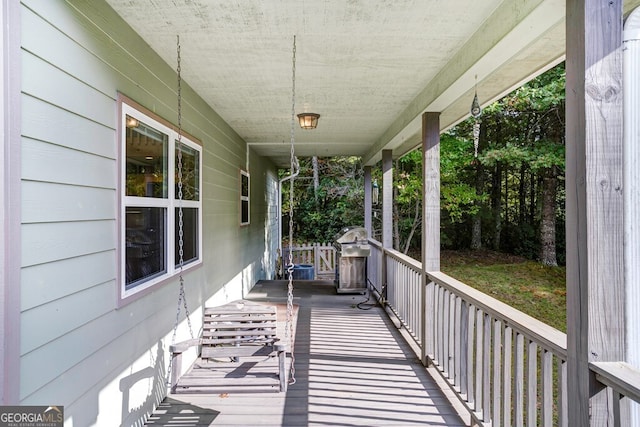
[240,170,250,226]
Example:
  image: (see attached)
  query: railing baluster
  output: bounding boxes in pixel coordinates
[611,388,621,427]
[467,304,476,408]
[437,285,444,369]
[475,308,484,415]
[425,280,435,360]
[454,296,462,390]
[558,358,568,427]
[443,289,451,378]
[503,325,513,427]
[515,333,524,426]
[448,292,456,378]
[483,313,491,421]
[541,350,553,427]
[493,318,502,427]
[527,341,538,427]
[460,301,469,397]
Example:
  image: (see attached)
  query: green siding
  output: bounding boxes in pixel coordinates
[18,0,278,424]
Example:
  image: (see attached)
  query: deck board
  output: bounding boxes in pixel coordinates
[147,280,467,426]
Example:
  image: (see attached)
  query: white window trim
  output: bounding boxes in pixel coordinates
[119,98,203,302]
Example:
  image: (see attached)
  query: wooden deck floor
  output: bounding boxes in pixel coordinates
[146,280,467,426]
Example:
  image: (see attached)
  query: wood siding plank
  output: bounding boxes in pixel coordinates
[22,220,115,267]
[22,181,115,224]
[22,95,115,159]
[22,138,116,189]
[20,281,114,355]
[22,51,114,126]
[21,251,115,310]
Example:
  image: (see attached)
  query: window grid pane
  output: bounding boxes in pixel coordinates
[125,207,166,288]
[175,144,200,201]
[175,207,199,266]
[125,116,168,198]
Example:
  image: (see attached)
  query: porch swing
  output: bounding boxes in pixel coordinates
[167,36,299,394]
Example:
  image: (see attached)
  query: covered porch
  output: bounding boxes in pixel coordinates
[3,1,640,425]
[148,279,467,426]
[93,0,640,424]
[152,239,639,426]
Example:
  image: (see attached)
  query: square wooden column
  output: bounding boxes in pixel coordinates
[566,0,625,424]
[421,112,440,365]
[364,166,372,239]
[382,150,393,249]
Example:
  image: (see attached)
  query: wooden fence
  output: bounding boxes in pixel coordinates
[282,243,336,279]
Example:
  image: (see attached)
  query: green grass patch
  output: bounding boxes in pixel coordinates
[440,250,566,332]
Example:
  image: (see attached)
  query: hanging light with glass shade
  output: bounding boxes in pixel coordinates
[297,113,320,129]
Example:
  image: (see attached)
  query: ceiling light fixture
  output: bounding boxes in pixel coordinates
[297,113,320,129]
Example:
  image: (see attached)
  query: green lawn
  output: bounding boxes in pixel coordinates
[440,250,567,332]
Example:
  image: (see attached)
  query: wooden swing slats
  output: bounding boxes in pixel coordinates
[202,323,276,337]
[203,319,276,328]
[169,302,287,393]
[201,345,276,359]
[201,336,276,345]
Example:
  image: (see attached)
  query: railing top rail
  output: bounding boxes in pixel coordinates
[385,249,421,272]
[428,270,567,357]
[368,238,382,249]
[590,361,640,403]
[367,241,421,272]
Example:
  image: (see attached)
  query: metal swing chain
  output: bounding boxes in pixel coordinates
[176,35,194,340]
[285,35,298,386]
[167,35,194,386]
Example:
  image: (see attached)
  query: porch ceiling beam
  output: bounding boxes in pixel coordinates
[363,0,565,166]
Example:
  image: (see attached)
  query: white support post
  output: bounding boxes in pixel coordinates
[566,0,626,425]
[624,7,640,424]
[382,150,393,250]
[422,112,440,366]
[364,166,372,239]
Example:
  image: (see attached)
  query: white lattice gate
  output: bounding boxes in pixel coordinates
[283,243,336,279]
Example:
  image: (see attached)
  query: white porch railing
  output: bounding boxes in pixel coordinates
[366,238,640,427]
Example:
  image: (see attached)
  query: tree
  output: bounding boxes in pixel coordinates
[281,156,364,243]
[440,63,565,263]
[280,64,567,265]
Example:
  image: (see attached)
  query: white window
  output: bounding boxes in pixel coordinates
[240,169,250,225]
[119,97,202,301]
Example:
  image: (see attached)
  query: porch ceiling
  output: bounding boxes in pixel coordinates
[104,0,572,167]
